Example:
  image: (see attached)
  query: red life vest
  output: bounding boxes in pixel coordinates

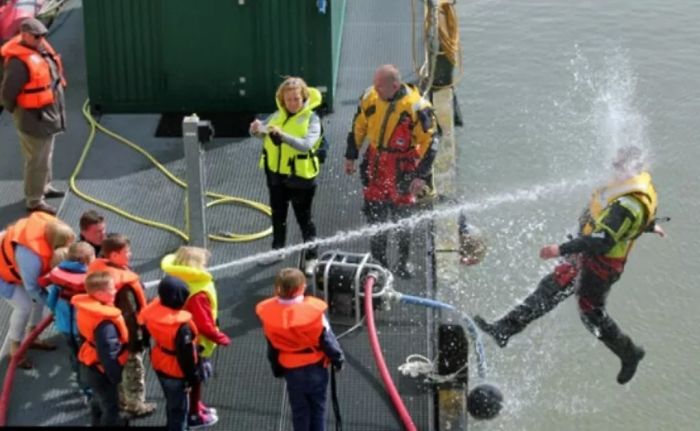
[0,35,66,109]
[0,212,56,284]
[72,294,128,373]
[47,266,87,299]
[88,258,148,310]
[138,298,198,379]
[256,296,328,369]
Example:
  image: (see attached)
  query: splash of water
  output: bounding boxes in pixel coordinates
[206,178,591,275]
[569,46,652,175]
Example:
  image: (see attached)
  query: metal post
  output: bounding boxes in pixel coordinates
[436,324,469,430]
[182,114,212,248]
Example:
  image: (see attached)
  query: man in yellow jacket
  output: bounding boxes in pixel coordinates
[345,64,439,279]
[476,146,666,384]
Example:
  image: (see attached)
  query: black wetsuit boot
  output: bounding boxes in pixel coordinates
[476,273,575,347]
[602,332,645,385]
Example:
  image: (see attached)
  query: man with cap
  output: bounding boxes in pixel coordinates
[1,17,67,215]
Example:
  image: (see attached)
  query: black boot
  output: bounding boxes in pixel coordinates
[602,333,645,385]
[476,274,569,348]
[618,346,645,385]
[474,316,512,348]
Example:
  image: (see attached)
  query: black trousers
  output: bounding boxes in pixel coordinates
[81,364,126,427]
[362,200,414,266]
[269,184,318,259]
[498,263,634,356]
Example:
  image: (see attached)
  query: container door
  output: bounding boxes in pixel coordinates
[160,0,254,112]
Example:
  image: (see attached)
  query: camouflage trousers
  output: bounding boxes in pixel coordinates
[119,351,146,407]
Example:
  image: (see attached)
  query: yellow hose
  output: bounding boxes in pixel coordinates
[70,100,272,243]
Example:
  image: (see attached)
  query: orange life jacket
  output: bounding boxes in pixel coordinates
[72,294,128,373]
[47,266,87,299]
[87,259,147,310]
[256,296,328,369]
[138,298,198,379]
[0,212,57,284]
[0,35,66,109]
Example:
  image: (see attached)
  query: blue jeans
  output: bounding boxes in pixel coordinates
[157,374,188,431]
[81,364,125,427]
[285,363,329,431]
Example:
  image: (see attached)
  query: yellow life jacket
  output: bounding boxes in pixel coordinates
[259,87,323,180]
[582,172,658,259]
[161,254,219,358]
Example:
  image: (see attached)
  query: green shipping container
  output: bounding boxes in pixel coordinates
[83,0,346,113]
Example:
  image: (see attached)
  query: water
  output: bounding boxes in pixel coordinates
[202,178,591,275]
[455,1,700,430]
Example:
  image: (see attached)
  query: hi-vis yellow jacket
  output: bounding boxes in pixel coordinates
[582,171,658,259]
[259,87,323,180]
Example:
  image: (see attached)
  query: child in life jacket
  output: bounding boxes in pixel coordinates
[46,241,95,401]
[161,246,229,427]
[139,275,214,431]
[88,233,155,417]
[72,271,129,427]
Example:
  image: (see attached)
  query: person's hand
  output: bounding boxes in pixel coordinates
[345,159,356,175]
[216,332,231,346]
[250,119,263,134]
[333,362,343,373]
[653,224,666,238]
[539,244,560,260]
[409,178,427,197]
[268,125,281,135]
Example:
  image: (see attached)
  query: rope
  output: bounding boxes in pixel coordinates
[73,100,272,243]
[411,0,464,91]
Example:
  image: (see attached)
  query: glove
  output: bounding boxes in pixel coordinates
[332,361,343,373]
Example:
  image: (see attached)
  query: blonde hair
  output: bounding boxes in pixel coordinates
[275,76,310,112]
[172,246,211,269]
[85,271,114,295]
[274,267,306,298]
[45,221,76,250]
[68,241,96,265]
[50,247,69,268]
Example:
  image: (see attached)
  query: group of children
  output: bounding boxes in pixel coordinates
[45,221,227,429]
[6,207,346,431]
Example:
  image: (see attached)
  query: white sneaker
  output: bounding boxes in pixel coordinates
[304,259,319,277]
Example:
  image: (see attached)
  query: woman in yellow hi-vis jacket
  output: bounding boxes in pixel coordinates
[250,77,327,276]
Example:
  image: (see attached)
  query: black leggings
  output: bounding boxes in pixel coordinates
[269,184,318,259]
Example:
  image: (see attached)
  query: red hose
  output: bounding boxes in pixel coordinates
[364,276,417,431]
[0,315,54,426]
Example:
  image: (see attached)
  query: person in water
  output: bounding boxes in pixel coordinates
[475,146,666,384]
